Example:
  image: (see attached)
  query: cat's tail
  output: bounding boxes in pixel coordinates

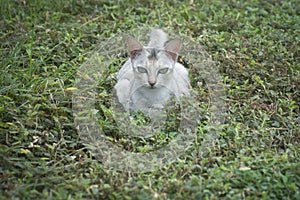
[147,29,168,48]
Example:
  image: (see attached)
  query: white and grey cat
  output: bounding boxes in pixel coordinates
[114,29,190,117]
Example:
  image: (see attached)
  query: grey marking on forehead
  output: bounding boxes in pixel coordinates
[146,48,160,60]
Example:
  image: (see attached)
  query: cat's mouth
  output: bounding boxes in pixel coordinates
[141,83,168,90]
[147,84,160,89]
[140,83,158,89]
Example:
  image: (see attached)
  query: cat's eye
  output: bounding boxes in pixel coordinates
[158,68,169,74]
[137,67,147,73]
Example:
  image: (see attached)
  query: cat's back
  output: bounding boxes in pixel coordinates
[116,59,133,80]
[114,59,133,109]
[173,62,190,94]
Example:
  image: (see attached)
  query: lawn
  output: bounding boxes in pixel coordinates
[0,0,299,199]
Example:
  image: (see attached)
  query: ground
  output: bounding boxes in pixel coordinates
[0,0,299,199]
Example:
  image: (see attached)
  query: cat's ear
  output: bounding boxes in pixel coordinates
[165,39,181,61]
[126,36,143,59]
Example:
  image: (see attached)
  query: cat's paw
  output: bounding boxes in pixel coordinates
[151,104,164,109]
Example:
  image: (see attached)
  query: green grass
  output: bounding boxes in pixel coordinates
[1,0,299,199]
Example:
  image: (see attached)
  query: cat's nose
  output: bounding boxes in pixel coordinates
[148,81,156,87]
[148,75,156,87]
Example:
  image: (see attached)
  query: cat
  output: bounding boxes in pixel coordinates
[114,29,190,118]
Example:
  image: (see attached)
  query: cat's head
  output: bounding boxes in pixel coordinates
[126,36,181,89]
